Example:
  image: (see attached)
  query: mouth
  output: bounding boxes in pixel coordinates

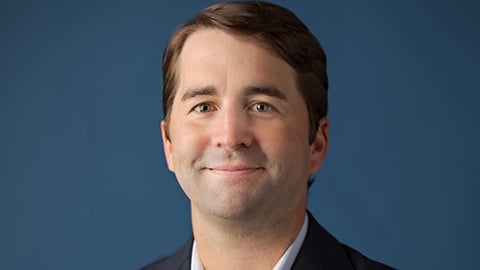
[205,166,264,177]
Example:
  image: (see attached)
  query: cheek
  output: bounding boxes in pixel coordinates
[169,125,208,163]
[260,123,310,160]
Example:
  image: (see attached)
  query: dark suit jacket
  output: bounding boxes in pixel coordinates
[140,212,394,270]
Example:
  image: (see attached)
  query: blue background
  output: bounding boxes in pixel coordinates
[1,0,479,269]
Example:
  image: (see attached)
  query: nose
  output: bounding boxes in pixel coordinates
[211,105,252,150]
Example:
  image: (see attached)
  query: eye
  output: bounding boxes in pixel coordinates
[193,103,213,113]
[253,102,272,112]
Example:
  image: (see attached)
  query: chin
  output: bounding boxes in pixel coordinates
[205,199,267,222]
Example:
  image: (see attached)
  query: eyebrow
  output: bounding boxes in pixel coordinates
[181,87,217,101]
[244,86,287,100]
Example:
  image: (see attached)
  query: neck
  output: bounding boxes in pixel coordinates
[191,202,306,270]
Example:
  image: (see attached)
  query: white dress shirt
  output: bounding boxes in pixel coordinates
[191,213,309,270]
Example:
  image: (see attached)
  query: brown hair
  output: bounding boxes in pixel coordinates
[162,1,328,144]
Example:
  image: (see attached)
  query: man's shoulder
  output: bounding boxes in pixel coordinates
[342,244,395,270]
[139,237,192,270]
[294,211,394,270]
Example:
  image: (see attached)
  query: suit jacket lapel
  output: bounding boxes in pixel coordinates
[175,237,192,270]
[291,212,355,270]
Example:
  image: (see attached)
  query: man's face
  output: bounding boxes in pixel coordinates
[162,29,328,221]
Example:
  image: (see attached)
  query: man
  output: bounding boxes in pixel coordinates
[142,1,393,269]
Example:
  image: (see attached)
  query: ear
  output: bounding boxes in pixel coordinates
[309,117,329,174]
[161,120,175,172]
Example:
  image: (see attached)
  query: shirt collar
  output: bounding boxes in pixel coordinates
[191,213,309,270]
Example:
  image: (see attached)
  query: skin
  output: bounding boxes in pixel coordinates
[161,28,329,270]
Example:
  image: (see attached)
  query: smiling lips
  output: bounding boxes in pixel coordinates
[206,166,263,177]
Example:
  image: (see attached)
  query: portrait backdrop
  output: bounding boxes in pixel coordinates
[1,0,479,269]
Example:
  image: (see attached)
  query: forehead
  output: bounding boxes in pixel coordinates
[180,28,274,60]
[176,28,297,95]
